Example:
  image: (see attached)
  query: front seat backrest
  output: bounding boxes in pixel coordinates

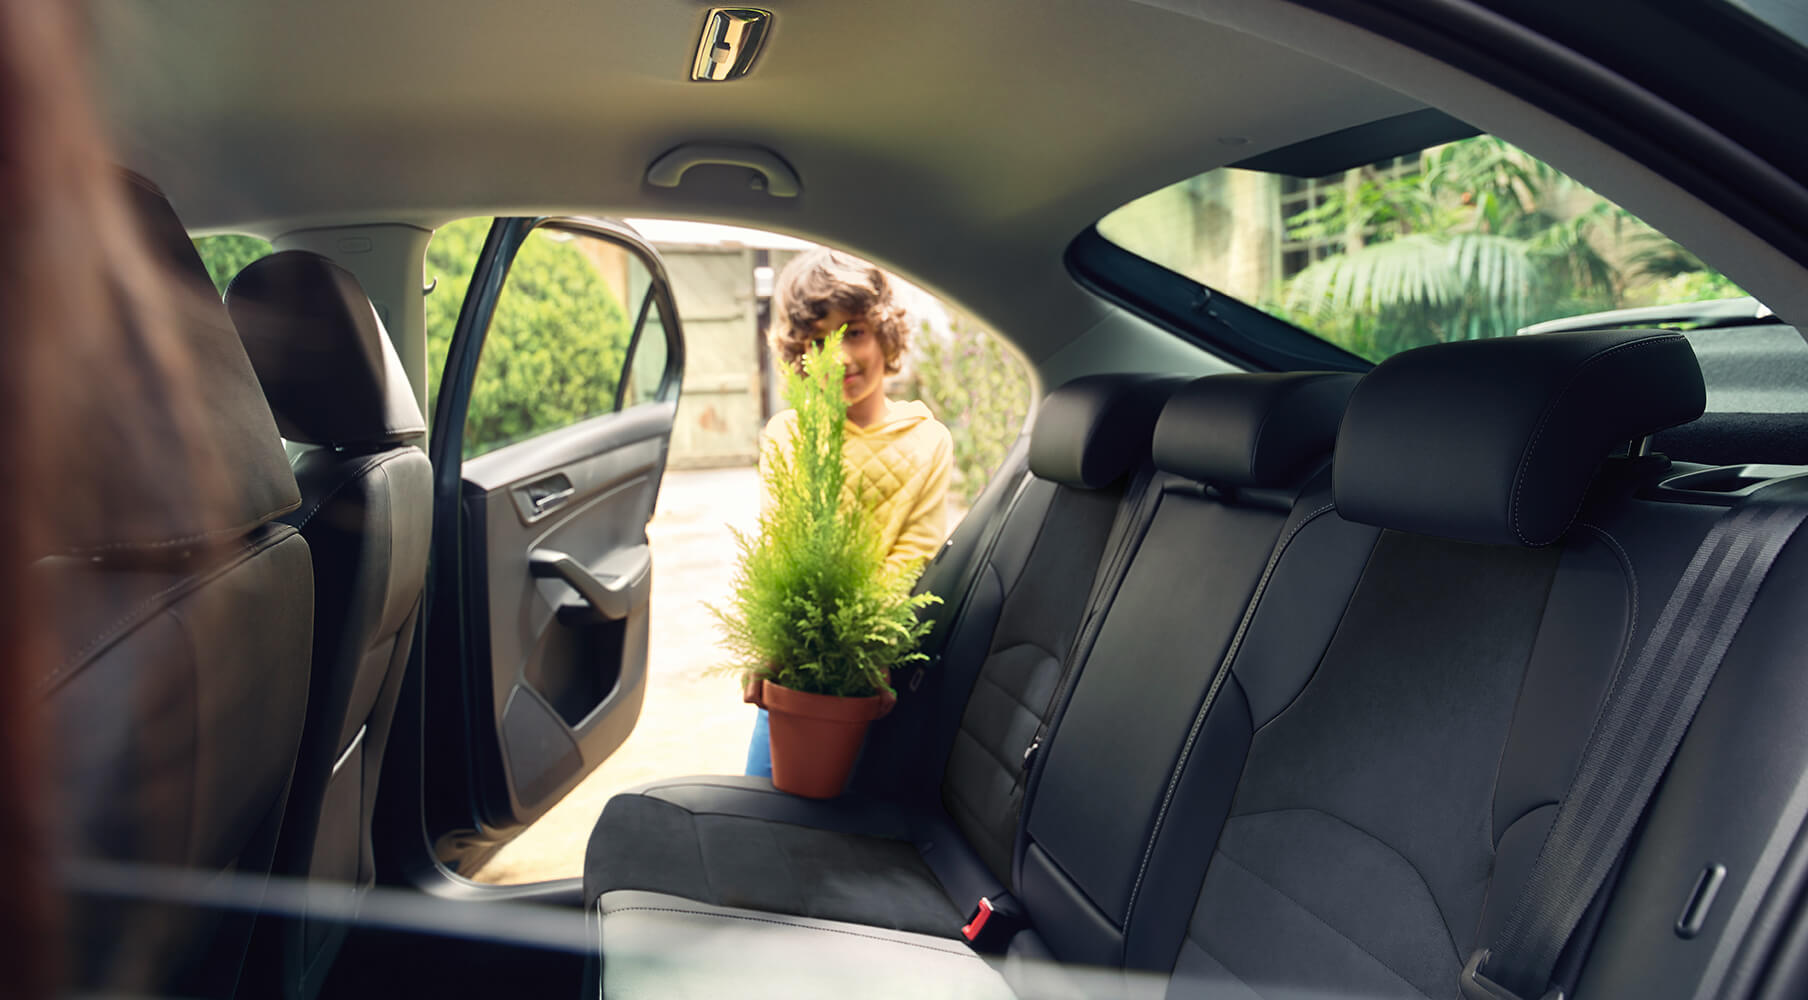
[227,250,432,999]
[40,173,314,997]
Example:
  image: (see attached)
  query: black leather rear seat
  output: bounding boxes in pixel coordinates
[583,372,1360,935]
[582,374,1186,934]
[590,329,1808,998]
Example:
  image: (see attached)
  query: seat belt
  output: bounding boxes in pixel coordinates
[1462,494,1808,1000]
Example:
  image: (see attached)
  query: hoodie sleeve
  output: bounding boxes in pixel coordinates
[885,421,953,575]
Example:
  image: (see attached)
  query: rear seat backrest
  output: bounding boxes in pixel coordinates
[937,374,1180,883]
[1153,331,1709,997]
[1017,372,1360,970]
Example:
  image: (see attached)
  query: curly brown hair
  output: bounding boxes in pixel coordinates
[769,248,910,373]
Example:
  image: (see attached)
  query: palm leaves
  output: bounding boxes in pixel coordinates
[1274,136,1628,359]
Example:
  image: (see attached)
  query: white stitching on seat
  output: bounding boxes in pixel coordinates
[38,527,300,693]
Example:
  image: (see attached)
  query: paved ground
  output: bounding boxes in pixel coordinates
[471,464,762,885]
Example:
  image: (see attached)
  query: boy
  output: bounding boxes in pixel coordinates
[745,248,953,777]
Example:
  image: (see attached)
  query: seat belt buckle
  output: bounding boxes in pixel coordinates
[960,896,1025,953]
[1459,949,1565,1000]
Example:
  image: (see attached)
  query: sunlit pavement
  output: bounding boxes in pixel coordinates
[472,464,762,885]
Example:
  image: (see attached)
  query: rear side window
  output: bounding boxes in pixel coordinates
[1098,135,1751,362]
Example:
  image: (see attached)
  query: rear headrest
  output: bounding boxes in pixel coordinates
[1028,375,1183,489]
[48,174,300,556]
[226,250,426,448]
[1152,372,1360,488]
[1334,330,1706,546]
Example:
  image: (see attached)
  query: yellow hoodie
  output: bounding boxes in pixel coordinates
[761,399,953,573]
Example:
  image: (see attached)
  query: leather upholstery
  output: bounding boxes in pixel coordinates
[44,176,313,998]
[1151,372,1359,487]
[47,173,300,556]
[583,329,1807,1000]
[1334,329,1705,546]
[227,250,427,447]
[230,251,432,999]
[1027,375,1183,488]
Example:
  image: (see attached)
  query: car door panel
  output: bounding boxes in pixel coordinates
[423,217,684,863]
[462,401,674,822]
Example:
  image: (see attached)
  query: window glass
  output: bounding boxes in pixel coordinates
[1098,134,1750,363]
[1728,0,1808,50]
[191,234,273,296]
[621,254,671,408]
[466,226,637,457]
[424,220,648,459]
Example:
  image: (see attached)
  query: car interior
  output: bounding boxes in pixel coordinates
[46,1,1808,998]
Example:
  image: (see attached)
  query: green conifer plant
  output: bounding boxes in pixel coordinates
[711,329,939,698]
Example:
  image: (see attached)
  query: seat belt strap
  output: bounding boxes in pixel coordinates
[1464,497,1808,1000]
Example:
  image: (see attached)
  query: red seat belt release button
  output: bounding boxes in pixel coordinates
[961,897,995,942]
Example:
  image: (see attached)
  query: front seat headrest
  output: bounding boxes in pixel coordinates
[1334,329,1706,546]
[47,174,300,557]
[226,250,426,448]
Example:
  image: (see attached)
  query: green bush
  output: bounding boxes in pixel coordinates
[896,313,1032,509]
[192,235,273,295]
[712,330,939,698]
[425,219,632,457]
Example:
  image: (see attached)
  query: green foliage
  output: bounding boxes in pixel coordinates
[1267,136,1743,361]
[191,235,273,296]
[424,219,632,457]
[711,330,940,698]
[896,313,1032,508]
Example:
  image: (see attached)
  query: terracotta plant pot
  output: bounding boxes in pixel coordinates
[748,678,895,799]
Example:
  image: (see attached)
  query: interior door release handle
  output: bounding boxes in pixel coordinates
[529,486,575,513]
[529,545,652,623]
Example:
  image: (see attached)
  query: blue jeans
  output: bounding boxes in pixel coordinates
[745,707,773,777]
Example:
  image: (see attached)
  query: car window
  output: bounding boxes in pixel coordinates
[191,234,273,296]
[1097,134,1752,364]
[1728,0,1808,50]
[426,219,658,459]
[620,254,669,408]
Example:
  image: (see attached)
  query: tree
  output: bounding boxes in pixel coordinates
[192,235,273,295]
[1274,137,1627,359]
[892,312,1032,509]
[424,219,631,457]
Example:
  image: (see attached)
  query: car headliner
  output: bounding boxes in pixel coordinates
[90,0,1808,372]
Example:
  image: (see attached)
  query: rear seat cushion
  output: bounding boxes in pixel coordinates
[596,891,1013,999]
[584,778,967,937]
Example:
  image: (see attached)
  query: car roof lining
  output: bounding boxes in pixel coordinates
[93,0,1808,370]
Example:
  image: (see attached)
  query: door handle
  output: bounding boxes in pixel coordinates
[529,545,652,623]
[530,486,575,514]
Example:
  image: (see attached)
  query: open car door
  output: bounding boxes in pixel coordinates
[421,217,683,872]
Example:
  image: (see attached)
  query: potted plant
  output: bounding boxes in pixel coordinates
[712,330,939,798]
